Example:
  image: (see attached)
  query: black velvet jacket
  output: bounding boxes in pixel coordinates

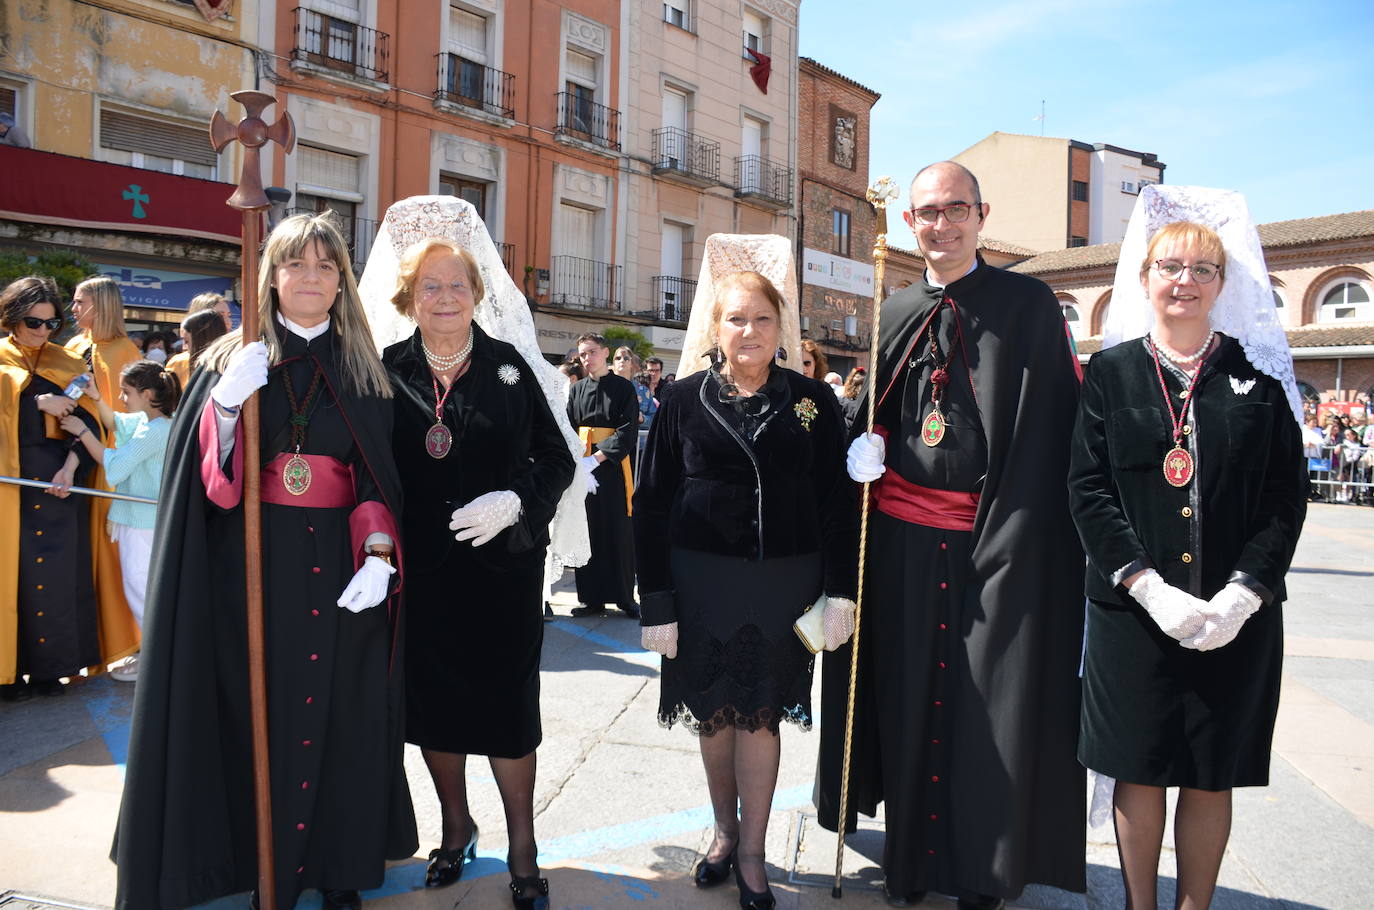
[632,365,858,624]
[1068,334,1307,606]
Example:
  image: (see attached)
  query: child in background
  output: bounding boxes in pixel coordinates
[61,359,181,682]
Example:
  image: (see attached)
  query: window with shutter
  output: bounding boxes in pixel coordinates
[99,108,219,179]
[0,87,15,119]
[566,49,598,89]
[297,145,362,197]
[449,6,488,62]
[743,9,766,56]
[664,0,689,30]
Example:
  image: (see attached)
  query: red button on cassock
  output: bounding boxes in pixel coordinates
[312,609,320,616]
[938,661,946,669]
[939,582,948,590]
[301,781,309,790]
[296,823,305,831]
[928,849,936,855]
[312,566,321,574]
[930,814,938,820]
[934,700,942,706]
[931,738,940,744]
[305,696,313,704]
[940,542,947,550]
[303,739,312,746]
[931,775,940,782]
[297,866,304,875]
[938,623,947,630]
[310,653,318,661]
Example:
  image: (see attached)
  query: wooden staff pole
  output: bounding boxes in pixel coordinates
[209,91,295,910]
[832,176,899,899]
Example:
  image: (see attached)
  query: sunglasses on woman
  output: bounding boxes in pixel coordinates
[21,316,63,331]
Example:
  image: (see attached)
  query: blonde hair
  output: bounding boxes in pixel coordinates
[204,212,391,398]
[390,239,484,317]
[75,275,128,342]
[189,292,226,314]
[1140,221,1227,280]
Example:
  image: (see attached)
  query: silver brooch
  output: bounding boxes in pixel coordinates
[1230,376,1256,396]
[498,363,520,386]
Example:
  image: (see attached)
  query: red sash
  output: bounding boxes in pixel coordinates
[260,453,356,509]
[872,470,979,531]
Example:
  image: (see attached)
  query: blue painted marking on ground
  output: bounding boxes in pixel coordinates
[547,619,659,668]
[81,676,131,777]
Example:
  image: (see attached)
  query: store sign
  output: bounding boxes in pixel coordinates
[803,248,874,295]
[94,263,237,312]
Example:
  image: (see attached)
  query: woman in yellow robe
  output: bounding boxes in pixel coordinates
[1,277,136,698]
[66,275,141,412]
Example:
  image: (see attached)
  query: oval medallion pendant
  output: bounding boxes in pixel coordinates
[921,408,946,447]
[282,453,312,496]
[1163,446,1194,487]
[425,422,453,459]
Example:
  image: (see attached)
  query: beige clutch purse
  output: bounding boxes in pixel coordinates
[793,595,828,654]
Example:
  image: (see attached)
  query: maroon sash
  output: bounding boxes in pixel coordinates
[872,470,979,532]
[260,453,355,508]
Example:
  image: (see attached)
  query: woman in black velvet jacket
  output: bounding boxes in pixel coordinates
[1068,218,1306,910]
[634,270,856,909]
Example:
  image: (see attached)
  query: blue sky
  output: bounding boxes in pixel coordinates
[798,0,1374,250]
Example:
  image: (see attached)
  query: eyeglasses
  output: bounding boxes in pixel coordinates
[909,202,979,225]
[20,316,62,331]
[1153,259,1222,284]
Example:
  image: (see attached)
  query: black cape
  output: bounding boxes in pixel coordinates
[815,259,1087,898]
[567,371,638,606]
[113,326,417,909]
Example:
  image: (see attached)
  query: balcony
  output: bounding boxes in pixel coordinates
[496,241,515,275]
[651,128,720,186]
[733,155,792,210]
[651,276,696,323]
[287,208,379,270]
[293,7,389,83]
[555,92,621,152]
[435,53,515,120]
[549,255,622,312]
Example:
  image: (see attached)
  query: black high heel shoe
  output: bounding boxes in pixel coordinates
[424,822,478,888]
[734,862,776,910]
[693,844,736,888]
[507,872,549,910]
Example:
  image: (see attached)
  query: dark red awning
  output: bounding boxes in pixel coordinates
[0,145,240,244]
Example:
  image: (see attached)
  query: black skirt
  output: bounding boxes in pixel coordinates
[1079,597,1283,790]
[658,547,820,736]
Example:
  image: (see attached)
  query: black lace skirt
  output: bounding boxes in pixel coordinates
[658,547,821,736]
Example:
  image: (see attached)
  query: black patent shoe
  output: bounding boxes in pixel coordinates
[33,678,65,697]
[571,604,606,617]
[0,680,33,702]
[616,601,641,619]
[508,873,549,910]
[425,823,478,888]
[321,889,361,910]
[957,895,1005,910]
[734,863,776,910]
[885,889,928,907]
[693,845,736,888]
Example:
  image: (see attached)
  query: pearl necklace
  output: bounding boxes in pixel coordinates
[1151,330,1214,365]
[422,331,474,372]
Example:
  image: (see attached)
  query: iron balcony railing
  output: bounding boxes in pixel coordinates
[435,53,515,119]
[555,92,622,151]
[651,127,720,184]
[287,208,379,269]
[734,155,792,207]
[292,8,389,83]
[651,276,696,323]
[495,241,515,275]
[550,255,622,312]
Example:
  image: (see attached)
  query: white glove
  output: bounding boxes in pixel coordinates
[210,341,269,410]
[846,433,886,483]
[449,490,521,546]
[1128,569,1207,641]
[579,455,601,494]
[336,555,396,613]
[822,597,857,652]
[641,621,678,659]
[1180,583,1262,651]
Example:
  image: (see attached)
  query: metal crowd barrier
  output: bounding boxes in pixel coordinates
[1307,442,1374,503]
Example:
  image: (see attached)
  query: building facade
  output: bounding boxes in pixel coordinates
[952,132,1164,253]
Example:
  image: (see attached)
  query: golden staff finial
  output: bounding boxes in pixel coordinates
[831,175,899,899]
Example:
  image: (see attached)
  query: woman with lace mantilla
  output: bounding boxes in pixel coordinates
[1068,187,1307,910]
[634,241,857,910]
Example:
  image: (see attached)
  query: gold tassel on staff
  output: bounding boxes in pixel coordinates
[832,175,899,899]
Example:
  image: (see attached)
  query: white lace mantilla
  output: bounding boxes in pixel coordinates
[1104,184,1302,424]
[357,196,590,571]
[676,233,802,378]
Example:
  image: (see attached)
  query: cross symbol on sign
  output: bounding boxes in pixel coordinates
[122,184,150,219]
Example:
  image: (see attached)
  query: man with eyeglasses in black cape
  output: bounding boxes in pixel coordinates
[814,161,1086,909]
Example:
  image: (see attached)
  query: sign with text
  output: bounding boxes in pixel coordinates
[94,262,237,312]
[803,248,874,295]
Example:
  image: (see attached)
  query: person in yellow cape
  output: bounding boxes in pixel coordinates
[1,276,136,699]
[66,275,141,411]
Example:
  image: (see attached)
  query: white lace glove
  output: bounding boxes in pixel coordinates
[336,555,396,613]
[579,455,600,493]
[822,597,857,651]
[846,433,886,483]
[1128,569,1208,641]
[210,341,269,410]
[641,622,678,659]
[1180,583,1262,651]
[449,490,522,546]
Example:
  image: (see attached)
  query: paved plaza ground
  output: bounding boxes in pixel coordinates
[2,502,1371,909]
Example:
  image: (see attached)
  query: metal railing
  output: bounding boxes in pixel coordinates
[549,255,622,311]
[435,53,515,118]
[733,154,792,207]
[651,127,720,183]
[650,276,696,323]
[286,208,379,269]
[495,241,515,275]
[292,7,389,83]
[1308,442,1374,504]
[555,92,621,151]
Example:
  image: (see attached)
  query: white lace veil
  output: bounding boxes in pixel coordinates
[1104,184,1302,424]
[675,233,802,378]
[357,195,590,571]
